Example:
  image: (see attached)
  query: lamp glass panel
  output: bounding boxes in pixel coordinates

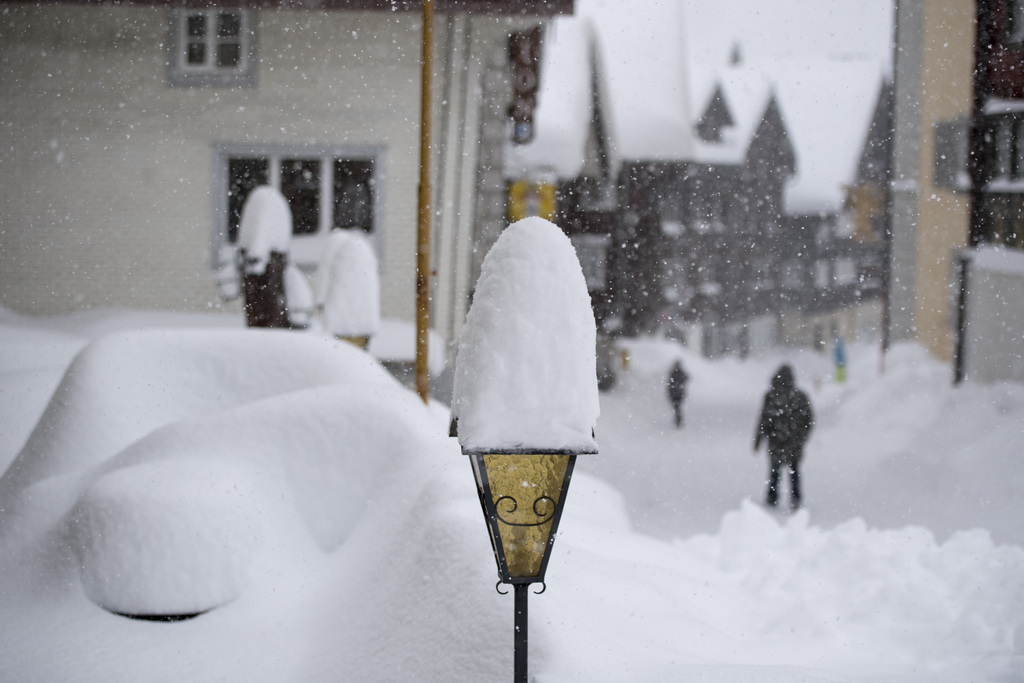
[482,453,571,578]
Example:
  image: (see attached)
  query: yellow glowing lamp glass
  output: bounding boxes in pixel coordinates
[469,451,576,584]
[508,179,557,223]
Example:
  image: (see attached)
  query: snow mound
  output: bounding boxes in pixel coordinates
[67,456,266,617]
[452,217,599,452]
[237,186,292,274]
[3,312,1024,681]
[314,229,381,337]
[547,499,1024,680]
[705,502,1024,666]
[63,381,443,616]
[283,263,315,328]
[0,331,411,624]
[0,328,395,510]
[861,379,1024,543]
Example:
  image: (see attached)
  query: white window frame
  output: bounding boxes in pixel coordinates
[212,145,385,271]
[167,8,257,88]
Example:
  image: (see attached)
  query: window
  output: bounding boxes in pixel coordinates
[658,191,684,224]
[750,257,774,291]
[1009,0,1024,44]
[569,234,611,292]
[835,212,856,239]
[834,258,858,286]
[227,158,269,242]
[814,261,831,290]
[334,160,375,231]
[781,259,803,290]
[280,159,322,235]
[983,194,1024,249]
[167,9,257,88]
[1013,119,1024,179]
[995,118,1013,179]
[218,149,379,266]
[933,116,970,191]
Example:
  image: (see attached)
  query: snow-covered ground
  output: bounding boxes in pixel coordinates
[1,308,1022,682]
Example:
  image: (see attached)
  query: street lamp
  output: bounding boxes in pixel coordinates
[462,445,589,683]
[449,440,591,683]
[451,216,600,683]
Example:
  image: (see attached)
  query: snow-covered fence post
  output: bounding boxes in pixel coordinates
[282,262,314,330]
[237,186,292,329]
[450,216,599,683]
[313,229,380,348]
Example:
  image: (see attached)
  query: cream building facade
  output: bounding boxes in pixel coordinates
[889,0,976,363]
[0,2,560,360]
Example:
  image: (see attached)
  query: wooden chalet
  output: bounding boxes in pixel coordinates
[504,0,889,359]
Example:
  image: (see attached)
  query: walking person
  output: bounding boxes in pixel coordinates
[667,360,689,428]
[753,364,813,510]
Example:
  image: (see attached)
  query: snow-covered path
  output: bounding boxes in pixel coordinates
[584,334,1024,546]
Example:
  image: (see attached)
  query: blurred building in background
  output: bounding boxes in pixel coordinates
[889,0,974,370]
[506,1,889,358]
[959,0,1024,383]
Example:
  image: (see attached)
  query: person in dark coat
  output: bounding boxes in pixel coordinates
[667,360,689,428]
[754,364,813,510]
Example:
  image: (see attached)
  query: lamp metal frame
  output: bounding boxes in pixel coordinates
[466,448,582,586]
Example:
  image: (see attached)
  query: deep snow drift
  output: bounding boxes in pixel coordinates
[0,308,1022,682]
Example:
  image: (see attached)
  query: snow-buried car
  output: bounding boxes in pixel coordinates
[0,328,446,620]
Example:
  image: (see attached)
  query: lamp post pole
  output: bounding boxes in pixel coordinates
[514,584,529,683]
[415,0,434,404]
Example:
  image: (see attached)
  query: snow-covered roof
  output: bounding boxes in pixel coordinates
[968,244,1024,276]
[983,98,1024,115]
[689,65,772,165]
[583,0,692,161]
[507,0,694,178]
[505,18,604,179]
[687,58,884,215]
[775,59,885,215]
[512,0,885,217]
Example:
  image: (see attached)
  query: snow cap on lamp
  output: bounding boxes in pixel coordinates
[451,216,599,453]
